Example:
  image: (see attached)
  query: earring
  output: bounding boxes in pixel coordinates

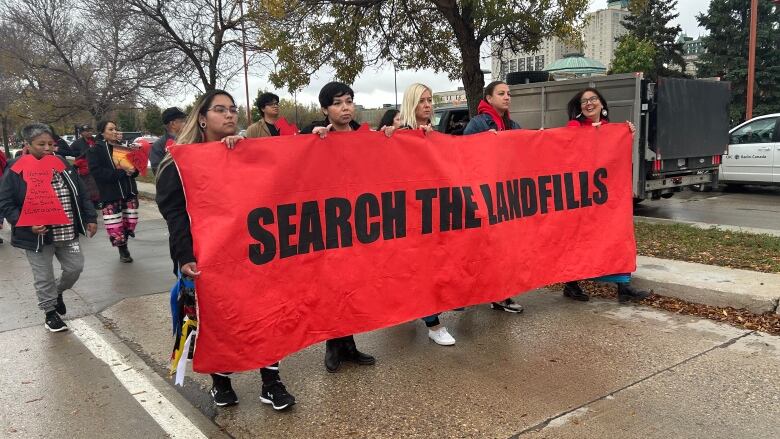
[601,109,608,118]
[576,113,583,119]
[199,122,206,128]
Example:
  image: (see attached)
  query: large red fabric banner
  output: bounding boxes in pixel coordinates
[169,126,637,373]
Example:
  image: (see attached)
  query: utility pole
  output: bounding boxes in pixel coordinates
[239,0,252,124]
[746,0,758,120]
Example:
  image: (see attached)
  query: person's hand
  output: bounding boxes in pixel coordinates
[181,262,201,278]
[419,124,434,134]
[125,167,136,176]
[31,225,47,234]
[488,129,498,135]
[380,125,396,138]
[626,121,636,134]
[312,125,332,138]
[86,223,97,237]
[221,135,244,149]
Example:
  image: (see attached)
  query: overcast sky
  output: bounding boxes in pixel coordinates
[171,0,711,111]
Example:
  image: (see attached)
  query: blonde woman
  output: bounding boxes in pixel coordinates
[382,83,435,137]
[156,90,295,411]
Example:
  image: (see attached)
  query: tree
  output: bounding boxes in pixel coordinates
[620,0,686,79]
[610,35,656,75]
[127,0,258,91]
[253,0,589,115]
[697,0,780,122]
[0,0,183,121]
[143,105,165,135]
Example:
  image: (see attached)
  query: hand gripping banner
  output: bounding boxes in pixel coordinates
[169,126,637,373]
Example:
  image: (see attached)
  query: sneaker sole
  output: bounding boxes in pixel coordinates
[490,303,524,313]
[210,389,238,407]
[428,337,456,346]
[45,323,68,332]
[259,396,295,411]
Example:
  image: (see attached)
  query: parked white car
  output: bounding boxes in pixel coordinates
[721,113,780,186]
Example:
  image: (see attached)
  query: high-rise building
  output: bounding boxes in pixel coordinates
[678,34,704,77]
[491,1,630,80]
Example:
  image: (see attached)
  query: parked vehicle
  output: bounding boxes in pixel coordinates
[433,107,470,134]
[720,113,779,186]
[507,74,731,202]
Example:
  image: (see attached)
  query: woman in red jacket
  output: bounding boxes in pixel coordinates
[562,87,647,303]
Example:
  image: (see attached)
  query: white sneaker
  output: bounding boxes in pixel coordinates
[428,327,456,346]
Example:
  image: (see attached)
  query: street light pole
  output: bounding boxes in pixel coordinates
[746,0,758,120]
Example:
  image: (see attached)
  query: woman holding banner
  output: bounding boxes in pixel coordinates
[156,90,296,411]
[390,83,462,346]
[86,120,139,263]
[463,80,526,315]
[562,88,648,303]
[300,82,378,373]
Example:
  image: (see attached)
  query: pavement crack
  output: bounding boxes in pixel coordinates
[510,331,756,437]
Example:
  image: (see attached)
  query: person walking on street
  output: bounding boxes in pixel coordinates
[562,87,649,303]
[69,125,95,159]
[246,92,282,138]
[156,90,296,411]
[150,108,187,174]
[300,82,378,373]
[86,120,139,263]
[463,80,525,314]
[0,123,98,332]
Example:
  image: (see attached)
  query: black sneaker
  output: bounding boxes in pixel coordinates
[210,374,238,407]
[55,294,67,315]
[617,283,651,303]
[563,282,590,302]
[490,298,524,313]
[118,245,133,263]
[260,380,296,411]
[45,311,68,332]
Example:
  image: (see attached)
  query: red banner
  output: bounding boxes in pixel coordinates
[169,126,636,373]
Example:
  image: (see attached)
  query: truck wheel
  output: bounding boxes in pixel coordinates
[690,184,712,192]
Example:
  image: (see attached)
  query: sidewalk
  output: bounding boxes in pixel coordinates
[135,181,780,315]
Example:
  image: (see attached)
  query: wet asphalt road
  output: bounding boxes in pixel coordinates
[634,186,780,231]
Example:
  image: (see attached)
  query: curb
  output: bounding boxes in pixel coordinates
[635,216,780,237]
[633,256,780,315]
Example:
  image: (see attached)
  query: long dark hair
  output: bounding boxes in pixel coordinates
[376,109,399,130]
[483,80,513,129]
[95,120,117,142]
[567,87,610,123]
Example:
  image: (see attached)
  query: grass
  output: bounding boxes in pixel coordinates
[136,173,155,184]
[634,221,780,274]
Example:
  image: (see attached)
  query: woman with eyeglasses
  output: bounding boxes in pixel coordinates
[561,87,647,303]
[156,90,296,411]
[86,120,139,263]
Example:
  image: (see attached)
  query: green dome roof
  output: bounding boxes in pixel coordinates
[544,53,606,74]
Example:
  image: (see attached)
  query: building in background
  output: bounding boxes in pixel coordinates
[433,88,467,106]
[679,34,704,77]
[492,0,629,80]
[544,53,607,80]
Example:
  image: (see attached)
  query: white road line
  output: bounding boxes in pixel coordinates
[69,317,208,439]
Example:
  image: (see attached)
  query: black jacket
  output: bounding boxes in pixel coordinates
[150,132,175,175]
[86,139,139,202]
[0,155,98,251]
[69,137,93,158]
[156,161,195,275]
[300,119,362,134]
[54,137,79,158]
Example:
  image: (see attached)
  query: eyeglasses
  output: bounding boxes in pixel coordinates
[266,102,279,107]
[580,96,600,105]
[208,105,239,115]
